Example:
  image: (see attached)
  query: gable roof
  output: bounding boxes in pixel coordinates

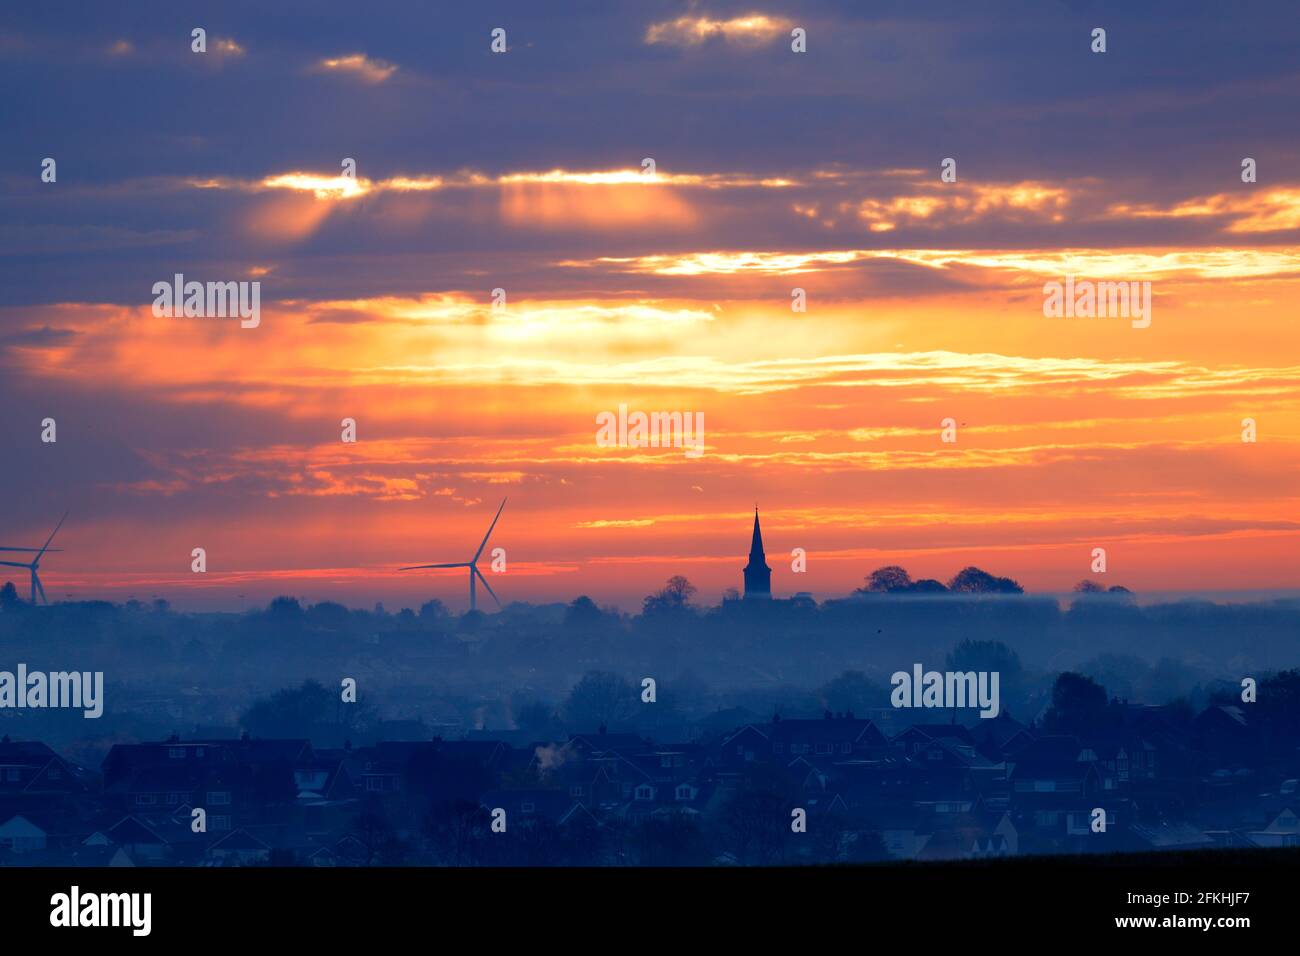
[107,815,168,846]
[894,724,976,745]
[0,738,61,765]
[208,828,271,851]
[766,717,887,746]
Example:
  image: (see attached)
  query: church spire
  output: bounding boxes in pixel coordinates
[743,507,772,600]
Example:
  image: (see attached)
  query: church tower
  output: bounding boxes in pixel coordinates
[743,508,772,600]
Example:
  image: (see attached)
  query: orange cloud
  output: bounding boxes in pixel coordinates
[314,53,397,83]
[1109,188,1300,234]
[856,182,1072,231]
[645,14,794,48]
[577,246,1300,280]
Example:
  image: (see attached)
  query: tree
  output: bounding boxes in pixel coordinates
[1260,669,1300,732]
[561,814,608,865]
[1073,580,1132,599]
[909,578,948,593]
[267,595,304,619]
[720,791,788,865]
[1041,672,1109,734]
[564,595,603,628]
[663,575,696,604]
[350,802,395,866]
[563,671,636,730]
[515,699,555,737]
[631,815,707,866]
[947,566,1023,594]
[306,600,349,629]
[418,598,448,622]
[946,640,1022,680]
[859,566,912,593]
[0,582,20,610]
[242,679,340,739]
[843,829,891,863]
[642,576,696,617]
[425,800,490,866]
[818,670,882,715]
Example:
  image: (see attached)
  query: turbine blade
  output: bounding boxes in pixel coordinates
[0,560,32,569]
[34,573,47,605]
[472,498,507,562]
[37,512,68,559]
[473,565,502,609]
[399,562,470,571]
[0,547,63,553]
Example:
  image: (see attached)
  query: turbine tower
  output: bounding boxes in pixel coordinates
[0,512,68,605]
[400,499,507,612]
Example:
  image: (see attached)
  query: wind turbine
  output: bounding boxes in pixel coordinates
[0,512,68,605]
[400,498,507,612]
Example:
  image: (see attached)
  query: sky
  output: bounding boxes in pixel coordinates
[2,1,1299,611]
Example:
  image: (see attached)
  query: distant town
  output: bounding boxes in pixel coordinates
[1,512,1297,866]
[1,687,1297,866]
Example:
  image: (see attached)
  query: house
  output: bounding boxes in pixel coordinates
[306,845,338,867]
[1247,808,1300,848]
[968,712,1034,761]
[1083,735,1159,789]
[626,745,710,785]
[207,828,271,865]
[1125,821,1214,852]
[622,777,725,825]
[434,739,513,770]
[1008,736,1100,798]
[0,814,47,852]
[892,724,976,758]
[718,725,769,766]
[907,737,1006,800]
[101,736,303,825]
[105,815,172,862]
[1193,706,1259,760]
[0,736,96,810]
[915,808,1018,860]
[553,751,654,811]
[1007,736,1113,851]
[478,789,578,827]
[766,714,889,760]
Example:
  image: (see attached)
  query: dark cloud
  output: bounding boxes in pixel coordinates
[0,324,80,347]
